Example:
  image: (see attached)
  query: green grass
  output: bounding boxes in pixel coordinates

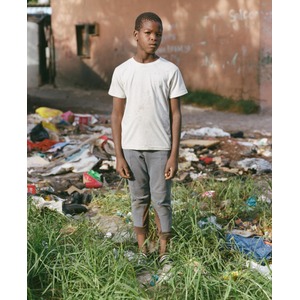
[182,90,260,114]
[27,175,272,299]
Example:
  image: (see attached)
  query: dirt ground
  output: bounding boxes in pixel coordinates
[27,85,272,136]
[181,104,271,134]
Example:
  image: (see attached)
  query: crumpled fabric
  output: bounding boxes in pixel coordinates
[225,233,272,262]
[27,139,58,152]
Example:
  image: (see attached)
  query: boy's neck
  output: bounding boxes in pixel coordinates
[133,53,159,63]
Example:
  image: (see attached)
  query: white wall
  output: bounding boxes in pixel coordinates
[27,22,39,88]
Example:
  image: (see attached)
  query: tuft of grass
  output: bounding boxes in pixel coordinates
[182,90,260,114]
[27,175,272,299]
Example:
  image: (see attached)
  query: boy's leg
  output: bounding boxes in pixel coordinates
[123,150,151,254]
[154,210,171,256]
[144,151,172,257]
[134,206,150,254]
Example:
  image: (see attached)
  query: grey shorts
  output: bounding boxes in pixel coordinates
[123,150,172,234]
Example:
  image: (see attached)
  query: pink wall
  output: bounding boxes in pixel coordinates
[51,0,272,110]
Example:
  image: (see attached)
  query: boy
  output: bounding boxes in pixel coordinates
[109,12,188,265]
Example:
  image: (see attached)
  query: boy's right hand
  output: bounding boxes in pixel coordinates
[116,157,131,179]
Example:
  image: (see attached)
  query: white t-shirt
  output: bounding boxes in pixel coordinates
[108,57,188,150]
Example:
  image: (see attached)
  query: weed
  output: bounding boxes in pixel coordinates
[182,90,260,114]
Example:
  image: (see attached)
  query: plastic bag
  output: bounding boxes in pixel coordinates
[35,107,63,118]
[29,122,50,142]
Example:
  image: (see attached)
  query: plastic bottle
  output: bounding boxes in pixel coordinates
[246,260,272,279]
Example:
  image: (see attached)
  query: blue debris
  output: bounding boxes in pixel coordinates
[226,233,272,262]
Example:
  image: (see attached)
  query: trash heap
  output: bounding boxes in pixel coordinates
[177,127,272,183]
[27,106,272,212]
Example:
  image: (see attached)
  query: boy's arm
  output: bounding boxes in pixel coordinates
[165,97,182,180]
[111,97,131,179]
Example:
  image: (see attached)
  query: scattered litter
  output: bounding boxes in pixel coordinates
[178,161,192,171]
[90,126,112,135]
[61,110,74,123]
[41,147,100,175]
[63,203,88,216]
[27,139,58,152]
[202,191,216,198]
[27,155,50,168]
[35,107,63,118]
[237,141,254,147]
[225,233,272,262]
[230,131,244,138]
[179,148,199,162]
[104,232,113,238]
[83,170,103,189]
[185,127,230,137]
[27,184,37,195]
[258,195,272,204]
[150,274,159,286]
[200,156,213,165]
[124,250,136,261]
[198,216,222,230]
[46,141,69,153]
[190,172,206,180]
[156,264,172,284]
[137,270,153,287]
[116,211,132,224]
[73,113,98,125]
[30,195,64,215]
[253,138,269,147]
[237,158,272,174]
[180,139,220,148]
[246,260,272,279]
[29,122,50,142]
[246,196,257,207]
[228,229,256,238]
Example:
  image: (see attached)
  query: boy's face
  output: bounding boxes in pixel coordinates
[134,20,163,55]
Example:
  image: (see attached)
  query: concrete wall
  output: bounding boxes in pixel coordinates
[51,0,272,110]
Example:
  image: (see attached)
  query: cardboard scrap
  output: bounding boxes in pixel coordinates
[66,185,85,195]
[180,139,220,148]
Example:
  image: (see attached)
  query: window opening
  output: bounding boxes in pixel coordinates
[75,23,99,58]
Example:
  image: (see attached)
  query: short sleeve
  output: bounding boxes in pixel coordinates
[169,68,188,99]
[108,69,126,98]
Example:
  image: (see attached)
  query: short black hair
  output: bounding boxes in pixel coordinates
[134,12,163,31]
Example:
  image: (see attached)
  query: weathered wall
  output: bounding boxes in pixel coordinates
[27,21,40,88]
[51,0,272,110]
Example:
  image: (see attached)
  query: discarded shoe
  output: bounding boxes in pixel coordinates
[62,203,88,215]
[158,254,173,266]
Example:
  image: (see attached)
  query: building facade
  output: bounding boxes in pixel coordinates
[50,0,272,111]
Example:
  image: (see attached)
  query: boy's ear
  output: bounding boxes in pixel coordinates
[133,30,138,41]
